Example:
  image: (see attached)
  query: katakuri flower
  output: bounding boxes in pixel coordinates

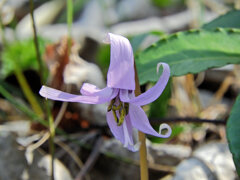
[39,33,172,151]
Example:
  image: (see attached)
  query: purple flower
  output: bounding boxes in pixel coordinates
[39,33,171,151]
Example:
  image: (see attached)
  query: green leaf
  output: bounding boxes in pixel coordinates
[129,31,165,53]
[129,33,149,53]
[148,78,171,119]
[227,94,240,177]
[203,9,240,29]
[96,44,110,77]
[135,28,240,84]
[1,37,49,78]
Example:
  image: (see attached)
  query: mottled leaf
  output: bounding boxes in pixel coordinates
[227,94,240,177]
[203,9,240,29]
[136,28,240,84]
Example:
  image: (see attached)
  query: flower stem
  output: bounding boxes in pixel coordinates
[134,63,149,180]
[29,1,55,179]
[46,100,55,180]
[67,0,73,57]
[67,0,73,38]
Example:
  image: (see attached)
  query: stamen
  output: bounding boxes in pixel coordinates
[118,107,125,126]
[108,98,129,126]
[112,101,122,111]
[112,110,118,124]
[107,98,115,112]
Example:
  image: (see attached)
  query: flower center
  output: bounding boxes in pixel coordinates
[107,98,129,126]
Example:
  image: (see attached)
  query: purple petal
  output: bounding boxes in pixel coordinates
[106,33,135,90]
[119,89,135,102]
[128,63,170,106]
[129,104,171,138]
[106,111,139,152]
[123,115,140,152]
[39,85,116,104]
[106,111,124,144]
[80,83,115,97]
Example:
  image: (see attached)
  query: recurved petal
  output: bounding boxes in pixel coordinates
[128,63,170,106]
[129,104,171,138]
[106,33,135,90]
[39,85,113,104]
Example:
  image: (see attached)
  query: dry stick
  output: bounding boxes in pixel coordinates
[55,140,91,180]
[28,91,70,151]
[150,117,226,125]
[75,136,103,180]
[134,63,149,180]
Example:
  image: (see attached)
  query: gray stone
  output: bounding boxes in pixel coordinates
[173,142,238,180]
[173,158,217,180]
[0,132,73,180]
[0,120,31,136]
[0,133,28,180]
[147,142,192,166]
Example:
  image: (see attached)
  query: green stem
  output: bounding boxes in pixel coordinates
[46,100,55,180]
[67,0,73,56]
[29,2,55,179]
[134,63,149,180]
[14,66,44,117]
[67,0,73,38]
[29,0,44,84]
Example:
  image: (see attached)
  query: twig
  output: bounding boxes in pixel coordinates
[27,85,71,151]
[147,162,175,173]
[28,132,50,151]
[150,117,226,125]
[55,140,91,180]
[211,75,234,104]
[68,137,175,174]
[75,136,103,180]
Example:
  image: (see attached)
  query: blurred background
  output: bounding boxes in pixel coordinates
[0,0,239,179]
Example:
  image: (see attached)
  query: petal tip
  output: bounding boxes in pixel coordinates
[103,33,110,44]
[39,86,47,97]
[159,123,172,138]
